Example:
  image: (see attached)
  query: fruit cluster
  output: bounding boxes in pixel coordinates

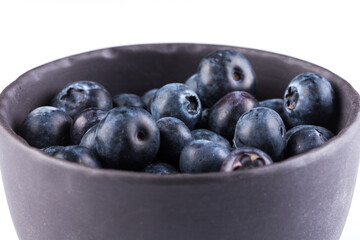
[18,49,336,174]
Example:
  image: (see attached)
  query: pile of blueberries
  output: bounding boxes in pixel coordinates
[18,49,336,174]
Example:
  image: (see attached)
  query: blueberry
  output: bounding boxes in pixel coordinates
[70,108,107,145]
[285,125,334,146]
[233,107,286,161]
[95,107,160,170]
[283,73,336,128]
[143,162,179,175]
[41,145,65,156]
[52,145,102,168]
[208,91,259,141]
[113,93,146,109]
[79,124,98,152]
[141,88,158,111]
[156,117,194,166]
[197,49,257,107]
[19,106,72,148]
[259,98,285,119]
[221,147,273,172]
[259,98,290,129]
[150,83,202,130]
[194,107,210,129]
[52,81,113,118]
[191,129,231,149]
[184,73,198,93]
[179,140,230,173]
[286,127,330,157]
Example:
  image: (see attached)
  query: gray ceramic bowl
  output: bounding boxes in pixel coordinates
[0,43,360,240]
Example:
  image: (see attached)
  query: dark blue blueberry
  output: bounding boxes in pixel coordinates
[150,83,202,130]
[208,91,258,141]
[51,81,113,118]
[179,140,230,173]
[70,108,107,145]
[143,162,179,175]
[259,98,285,119]
[233,107,286,161]
[141,88,158,111]
[195,107,210,129]
[113,93,146,109]
[221,147,273,172]
[184,73,198,93]
[52,145,102,168]
[156,117,194,167]
[19,106,72,148]
[95,107,160,170]
[79,124,98,151]
[197,49,257,107]
[285,125,334,146]
[191,129,231,149]
[41,145,65,156]
[286,127,330,157]
[283,73,336,128]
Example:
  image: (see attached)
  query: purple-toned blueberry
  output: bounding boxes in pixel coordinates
[286,126,332,157]
[70,108,107,145]
[191,129,231,149]
[19,106,72,148]
[52,145,102,168]
[208,91,259,141]
[150,83,202,130]
[179,140,230,173]
[285,125,334,146]
[51,81,113,118]
[143,162,179,175]
[233,107,286,161]
[95,107,160,170]
[221,147,273,172]
[156,117,193,167]
[141,88,158,111]
[283,73,336,128]
[79,124,98,151]
[197,49,257,107]
[185,73,198,93]
[113,93,146,109]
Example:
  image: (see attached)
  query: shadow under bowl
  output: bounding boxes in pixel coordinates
[0,43,360,240]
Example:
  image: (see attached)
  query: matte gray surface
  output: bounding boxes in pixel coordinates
[0,43,359,240]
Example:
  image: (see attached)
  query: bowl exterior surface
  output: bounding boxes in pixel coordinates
[0,43,360,240]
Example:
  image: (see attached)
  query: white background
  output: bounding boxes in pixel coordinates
[0,0,359,239]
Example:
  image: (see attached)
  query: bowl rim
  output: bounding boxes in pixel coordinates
[0,42,359,184]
